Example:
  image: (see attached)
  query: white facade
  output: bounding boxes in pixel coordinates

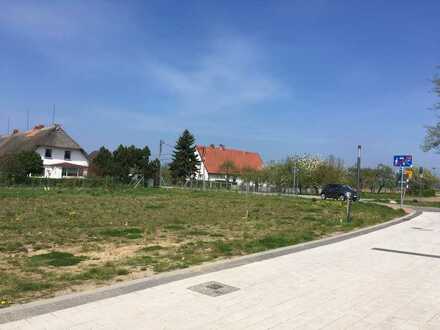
[35,146,89,179]
[194,149,209,181]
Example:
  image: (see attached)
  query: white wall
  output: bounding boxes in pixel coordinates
[36,146,88,166]
[35,146,89,179]
[44,166,63,179]
[194,150,210,181]
[194,149,244,184]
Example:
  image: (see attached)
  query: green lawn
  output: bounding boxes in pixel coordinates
[361,192,401,200]
[373,199,440,208]
[0,187,405,307]
[405,201,440,208]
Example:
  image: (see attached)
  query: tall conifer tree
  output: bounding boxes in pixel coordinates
[169,130,200,183]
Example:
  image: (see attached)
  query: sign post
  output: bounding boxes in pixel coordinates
[393,155,412,209]
[346,191,352,223]
[400,167,404,209]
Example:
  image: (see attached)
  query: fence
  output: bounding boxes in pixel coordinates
[0,176,149,189]
[0,176,434,197]
[165,179,318,195]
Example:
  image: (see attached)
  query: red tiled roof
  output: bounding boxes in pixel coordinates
[196,145,263,175]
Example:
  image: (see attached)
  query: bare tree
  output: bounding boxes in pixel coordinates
[219,160,237,186]
[422,72,440,153]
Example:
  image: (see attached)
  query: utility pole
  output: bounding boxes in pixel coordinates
[52,104,56,125]
[292,166,297,194]
[26,110,30,130]
[158,140,164,187]
[356,145,362,199]
[7,117,10,135]
[201,146,206,191]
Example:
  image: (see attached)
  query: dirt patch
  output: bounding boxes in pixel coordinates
[53,268,155,298]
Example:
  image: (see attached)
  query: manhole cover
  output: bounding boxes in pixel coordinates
[188,281,239,297]
[206,283,223,290]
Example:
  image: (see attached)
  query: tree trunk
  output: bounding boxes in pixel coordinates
[377,184,384,194]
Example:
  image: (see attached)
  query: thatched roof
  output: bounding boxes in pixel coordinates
[0,124,86,157]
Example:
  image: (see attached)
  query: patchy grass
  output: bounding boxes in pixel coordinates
[0,187,405,307]
[28,252,88,267]
[405,201,440,208]
[369,196,440,208]
[139,245,164,252]
[100,227,143,239]
[361,192,401,200]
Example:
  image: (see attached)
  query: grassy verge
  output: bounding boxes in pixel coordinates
[406,201,440,208]
[361,192,401,200]
[373,198,440,208]
[0,187,405,307]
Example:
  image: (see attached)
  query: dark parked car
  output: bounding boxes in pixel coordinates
[320,184,358,201]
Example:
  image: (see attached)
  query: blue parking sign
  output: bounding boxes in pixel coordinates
[393,155,412,167]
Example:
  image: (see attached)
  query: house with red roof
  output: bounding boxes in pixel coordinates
[195,144,263,184]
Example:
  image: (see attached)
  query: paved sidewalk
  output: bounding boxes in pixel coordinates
[2,212,440,330]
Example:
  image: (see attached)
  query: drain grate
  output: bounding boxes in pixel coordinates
[206,283,223,290]
[188,281,239,297]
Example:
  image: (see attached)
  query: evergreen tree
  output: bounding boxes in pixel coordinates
[91,147,114,177]
[113,145,151,182]
[169,130,200,183]
[91,145,151,182]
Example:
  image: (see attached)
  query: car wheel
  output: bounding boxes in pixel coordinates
[320,193,326,200]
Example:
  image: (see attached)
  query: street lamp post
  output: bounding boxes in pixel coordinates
[356,145,361,199]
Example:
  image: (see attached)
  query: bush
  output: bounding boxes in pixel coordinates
[0,151,43,184]
[408,189,436,197]
[0,176,128,188]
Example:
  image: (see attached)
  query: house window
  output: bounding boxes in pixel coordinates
[45,148,52,158]
[64,150,71,160]
[62,167,83,177]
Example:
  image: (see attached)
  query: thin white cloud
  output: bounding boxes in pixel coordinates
[148,38,287,113]
[0,2,84,40]
[0,2,131,42]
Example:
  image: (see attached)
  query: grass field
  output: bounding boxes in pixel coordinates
[362,192,440,208]
[374,199,440,208]
[0,187,405,307]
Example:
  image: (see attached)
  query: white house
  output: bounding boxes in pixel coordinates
[0,124,89,179]
[195,144,263,184]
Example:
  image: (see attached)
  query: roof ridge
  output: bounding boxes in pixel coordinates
[197,145,259,154]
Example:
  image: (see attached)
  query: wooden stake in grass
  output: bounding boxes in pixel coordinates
[243,182,250,219]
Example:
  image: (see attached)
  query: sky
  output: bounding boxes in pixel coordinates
[0,0,439,169]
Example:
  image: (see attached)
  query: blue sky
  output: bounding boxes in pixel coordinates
[1,0,439,168]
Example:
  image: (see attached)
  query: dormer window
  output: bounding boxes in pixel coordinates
[45,148,52,158]
[64,150,71,160]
